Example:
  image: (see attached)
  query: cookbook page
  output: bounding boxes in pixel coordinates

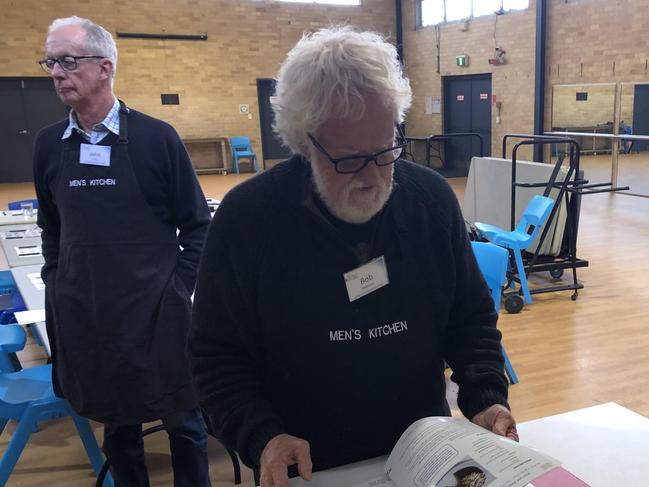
[385,418,559,487]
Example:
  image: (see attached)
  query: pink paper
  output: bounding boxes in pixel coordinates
[531,466,590,487]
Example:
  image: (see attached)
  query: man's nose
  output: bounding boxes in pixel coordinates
[358,158,381,179]
[51,61,66,78]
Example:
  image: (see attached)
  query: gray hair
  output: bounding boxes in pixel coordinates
[48,16,118,77]
[272,26,412,155]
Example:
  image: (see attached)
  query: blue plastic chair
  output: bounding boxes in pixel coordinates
[230,136,258,174]
[471,241,519,384]
[475,195,555,307]
[0,325,113,486]
[7,199,38,211]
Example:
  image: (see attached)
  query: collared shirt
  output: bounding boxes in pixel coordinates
[62,98,124,144]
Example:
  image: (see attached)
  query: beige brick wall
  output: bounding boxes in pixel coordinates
[551,84,616,128]
[402,0,537,160]
[1,0,395,164]
[546,0,649,134]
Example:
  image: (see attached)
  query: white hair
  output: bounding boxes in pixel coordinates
[272,26,412,155]
[48,16,118,77]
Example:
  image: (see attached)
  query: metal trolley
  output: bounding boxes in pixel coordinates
[497,134,629,313]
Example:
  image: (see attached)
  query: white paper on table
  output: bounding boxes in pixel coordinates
[15,309,46,325]
[15,245,42,257]
[27,272,45,290]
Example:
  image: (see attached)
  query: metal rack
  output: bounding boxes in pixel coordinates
[497,134,629,312]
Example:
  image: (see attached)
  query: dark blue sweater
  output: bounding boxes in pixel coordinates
[190,156,509,471]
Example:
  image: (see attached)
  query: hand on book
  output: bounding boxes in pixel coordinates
[471,404,519,442]
[260,433,313,487]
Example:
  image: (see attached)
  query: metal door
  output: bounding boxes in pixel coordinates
[632,84,649,152]
[0,77,66,183]
[443,74,492,177]
[257,78,291,169]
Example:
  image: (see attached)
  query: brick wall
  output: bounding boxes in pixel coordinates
[0,0,395,163]
[401,0,537,161]
[546,0,649,135]
[551,84,616,129]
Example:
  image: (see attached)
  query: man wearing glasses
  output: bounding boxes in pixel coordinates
[33,16,211,487]
[190,26,517,487]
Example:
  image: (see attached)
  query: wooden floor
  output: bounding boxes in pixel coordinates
[1,155,649,486]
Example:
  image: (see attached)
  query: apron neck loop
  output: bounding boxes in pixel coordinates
[118,100,129,145]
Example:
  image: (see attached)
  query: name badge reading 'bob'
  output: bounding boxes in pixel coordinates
[80,143,111,167]
[344,255,390,302]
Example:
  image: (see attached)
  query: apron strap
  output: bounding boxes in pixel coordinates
[118,100,129,145]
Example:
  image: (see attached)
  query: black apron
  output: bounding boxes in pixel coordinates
[46,102,197,425]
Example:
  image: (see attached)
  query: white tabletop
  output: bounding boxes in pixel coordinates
[288,403,648,487]
[0,223,44,267]
[0,210,37,226]
[517,402,649,487]
[10,264,45,310]
[10,263,50,357]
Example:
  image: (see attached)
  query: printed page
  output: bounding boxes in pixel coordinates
[385,418,559,487]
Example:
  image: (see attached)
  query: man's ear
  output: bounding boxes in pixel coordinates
[99,59,114,80]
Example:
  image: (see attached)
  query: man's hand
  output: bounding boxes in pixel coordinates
[259,433,313,487]
[471,404,519,442]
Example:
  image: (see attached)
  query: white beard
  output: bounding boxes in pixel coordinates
[311,163,394,224]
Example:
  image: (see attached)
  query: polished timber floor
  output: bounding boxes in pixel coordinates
[1,153,649,486]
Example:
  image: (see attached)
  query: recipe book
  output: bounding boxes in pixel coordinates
[358,417,589,487]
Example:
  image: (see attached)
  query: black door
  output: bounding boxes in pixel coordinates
[257,78,291,169]
[443,74,492,177]
[632,84,649,152]
[0,77,67,183]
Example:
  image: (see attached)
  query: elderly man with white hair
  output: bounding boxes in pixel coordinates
[190,26,516,487]
[34,16,211,487]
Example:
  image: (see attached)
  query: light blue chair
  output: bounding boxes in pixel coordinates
[0,325,113,487]
[471,241,519,384]
[7,199,38,211]
[230,136,258,174]
[474,195,555,308]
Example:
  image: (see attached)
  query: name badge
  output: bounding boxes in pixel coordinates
[80,143,111,167]
[343,255,390,302]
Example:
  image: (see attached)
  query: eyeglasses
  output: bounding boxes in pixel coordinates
[38,55,104,74]
[307,131,407,174]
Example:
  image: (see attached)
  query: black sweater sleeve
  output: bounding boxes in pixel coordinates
[442,188,510,420]
[189,190,285,468]
[165,130,210,292]
[33,124,64,284]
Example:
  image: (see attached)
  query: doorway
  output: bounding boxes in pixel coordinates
[256,79,291,169]
[443,74,492,177]
[0,77,67,183]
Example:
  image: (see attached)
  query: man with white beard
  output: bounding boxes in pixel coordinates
[189,26,517,487]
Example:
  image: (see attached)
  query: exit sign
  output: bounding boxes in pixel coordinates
[456,55,469,67]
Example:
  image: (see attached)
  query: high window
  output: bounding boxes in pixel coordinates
[417,0,529,27]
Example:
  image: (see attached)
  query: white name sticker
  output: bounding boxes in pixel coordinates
[343,255,390,302]
[80,143,111,167]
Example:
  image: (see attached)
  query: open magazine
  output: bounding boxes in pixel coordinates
[355,417,589,487]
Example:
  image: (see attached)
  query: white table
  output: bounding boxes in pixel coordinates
[0,224,44,267]
[288,403,648,487]
[517,402,649,487]
[0,210,37,226]
[10,264,50,357]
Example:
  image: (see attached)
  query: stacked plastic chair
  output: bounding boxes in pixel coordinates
[230,136,258,174]
[0,325,112,486]
[470,241,519,384]
[474,195,555,313]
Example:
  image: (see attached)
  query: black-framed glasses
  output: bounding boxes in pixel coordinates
[307,130,407,174]
[38,55,104,74]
